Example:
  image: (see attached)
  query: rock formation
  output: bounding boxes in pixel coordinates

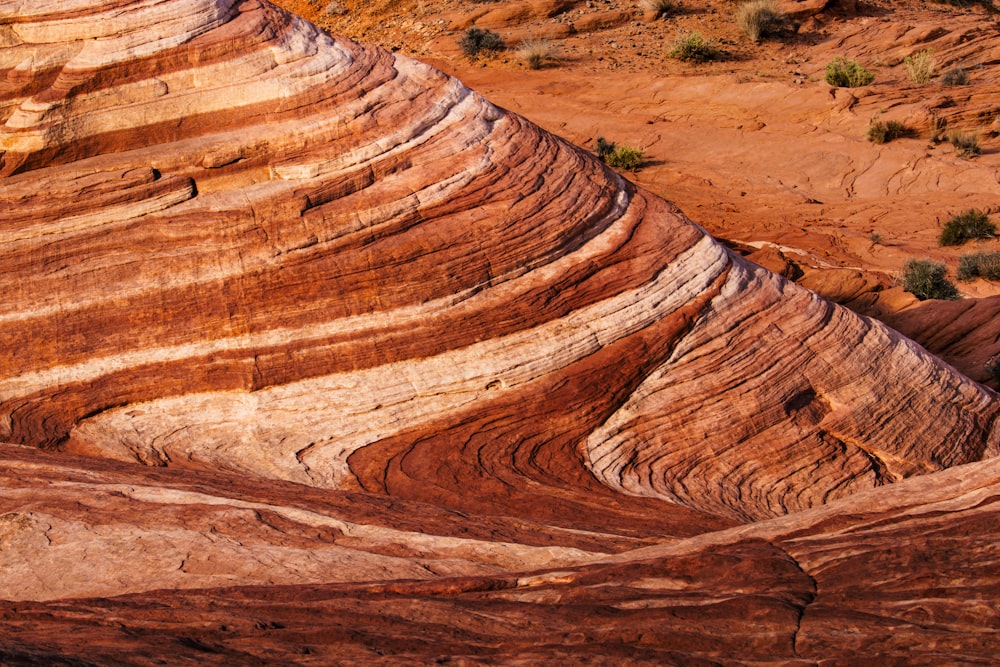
[1,0,998,662]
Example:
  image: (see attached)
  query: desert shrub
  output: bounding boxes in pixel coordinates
[595,137,644,171]
[902,259,960,300]
[941,66,969,86]
[669,32,724,63]
[596,137,615,161]
[518,39,557,69]
[927,114,947,143]
[640,0,676,18]
[948,130,981,157]
[825,57,875,87]
[459,27,505,58]
[736,0,786,42]
[957,252,1000,281]
[940,209,995,246]
[867,118,908,144]
[903,49,936,84]
[607,145,644,171]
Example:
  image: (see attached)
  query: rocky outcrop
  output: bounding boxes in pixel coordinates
[1,0,999,661]
[1,443,998,664]
[2,0,996,526]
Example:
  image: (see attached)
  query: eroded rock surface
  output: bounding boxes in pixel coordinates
[1,0,999,662]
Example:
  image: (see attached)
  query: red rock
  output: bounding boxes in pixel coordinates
[1,0,999,663]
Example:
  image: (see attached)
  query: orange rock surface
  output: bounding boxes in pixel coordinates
[1,0,999,663]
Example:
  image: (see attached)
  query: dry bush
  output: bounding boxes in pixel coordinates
[459,28,505,58]
[867,118,908,144]
[825,57,875,87]
[941,66,969,86]
[927,114,947,143]
[736,0,786,43]
[903,49,936,84]
[640,0,676,18]
[518,39,558,69]
[669,32,725,62]
[948,130,981,157]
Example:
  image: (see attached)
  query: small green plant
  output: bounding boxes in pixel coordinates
[903,49,936,84]
[948,130,980,157]
[825,57,875,87]
[669,32,725,63]
[867,118,908,144]
[640,0,676,18]
[869,231,883,244]
[595,137,645,171]
[459,27,505,58]
[607,146,644,171]
[736,0,786,43]
[941,66,969,86]
[596,137,615,161]
[957,252,1000,281]
[902,259,960,300]
[940,209,995,246]
[517,39,557,70]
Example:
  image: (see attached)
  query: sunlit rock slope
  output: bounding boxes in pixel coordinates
[1,1,999,662]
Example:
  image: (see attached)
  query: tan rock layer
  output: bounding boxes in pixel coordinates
[0,0,997,530]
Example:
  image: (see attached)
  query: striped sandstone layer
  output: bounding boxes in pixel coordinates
[1,0,997,528]
[2,1,1000,662]
[1,444,998,664]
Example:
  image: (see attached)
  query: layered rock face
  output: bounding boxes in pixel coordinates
[1,0,999,662]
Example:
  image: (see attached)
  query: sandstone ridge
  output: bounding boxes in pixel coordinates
[1,0,998,662]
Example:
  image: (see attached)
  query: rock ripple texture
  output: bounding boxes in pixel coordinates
[0,1,999,661]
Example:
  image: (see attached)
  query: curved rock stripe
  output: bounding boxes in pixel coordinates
[0,0,997,530]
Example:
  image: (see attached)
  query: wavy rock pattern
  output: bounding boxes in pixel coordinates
[1,444,998,664]
[1,0,998,531]
[3,0,1000,661]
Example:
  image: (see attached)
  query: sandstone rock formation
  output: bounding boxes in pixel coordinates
[1,0,998,662]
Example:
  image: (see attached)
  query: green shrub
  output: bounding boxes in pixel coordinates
[957,252,1000,281]
[736,0,786,42]
[867,119,908,144]
[940,209,995,246]
[640,0,676,18]
[825,57,875,87]
[941,66,969,86]
[903,49,936,84]
[902,259,960,300]
[459,27,505,58]
[669,32,725,63]
[595,137,644,171]
[607,145,644,171]
[596,137,615,161]
[948,130,980,157]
